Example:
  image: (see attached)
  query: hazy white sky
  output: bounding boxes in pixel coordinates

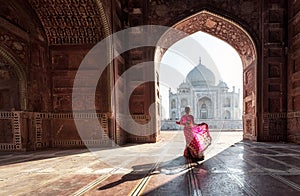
[159,31,243,119]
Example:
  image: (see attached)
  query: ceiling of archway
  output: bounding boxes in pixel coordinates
[0,0,46,40]
[27,0,106,45]
[172,11,256,68]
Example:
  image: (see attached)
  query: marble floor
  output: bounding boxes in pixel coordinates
[1,131,300,196]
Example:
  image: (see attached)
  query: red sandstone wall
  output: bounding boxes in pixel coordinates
[0,1,51,112]
[1,0,299,151]
[0,1,51,150]
[288,0,300,143]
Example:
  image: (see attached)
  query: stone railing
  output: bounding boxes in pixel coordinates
[0,111,111,151]
[0,143,16,151]
[0,111,22,151]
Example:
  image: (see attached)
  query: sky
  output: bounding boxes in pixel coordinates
[159,31,243,119]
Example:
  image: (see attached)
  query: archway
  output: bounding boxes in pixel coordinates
[155,10,257,140]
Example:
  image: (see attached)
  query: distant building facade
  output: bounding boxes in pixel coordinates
[161,60,242,130]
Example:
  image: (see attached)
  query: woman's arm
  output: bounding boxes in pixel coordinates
[176,116,186,125]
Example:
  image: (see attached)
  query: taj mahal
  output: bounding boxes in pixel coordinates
[161,59,243,130]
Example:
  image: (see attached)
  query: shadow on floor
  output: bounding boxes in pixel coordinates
[97,156,190,191]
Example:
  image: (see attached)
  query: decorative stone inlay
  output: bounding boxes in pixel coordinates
[245,119,253,134]
[0,29,28,62]
[149,0,260,35]
[245,69,254,84]
[12,112,22,150]
[205,18,217,28]
[28,0,106,45]
[246,101,254,115]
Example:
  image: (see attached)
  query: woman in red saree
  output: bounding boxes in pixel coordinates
[176,106,212,161]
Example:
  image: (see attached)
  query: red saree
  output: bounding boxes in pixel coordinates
[179,115,212,159]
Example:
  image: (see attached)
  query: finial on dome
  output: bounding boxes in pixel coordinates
[199,56,202,64]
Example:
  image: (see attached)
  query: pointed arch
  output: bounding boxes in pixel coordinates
[156,10,258,140]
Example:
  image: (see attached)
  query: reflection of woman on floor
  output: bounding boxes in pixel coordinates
[176,106,212,161]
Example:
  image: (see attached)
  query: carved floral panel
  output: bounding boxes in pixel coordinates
[28,0,105,45]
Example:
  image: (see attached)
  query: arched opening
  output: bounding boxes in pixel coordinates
[224,110,231,120]
[156,10,257,140]
[197,97,213,119]
[171,99,176,109]
[200,104,208,119]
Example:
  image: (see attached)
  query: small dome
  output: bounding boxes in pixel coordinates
[178,82,190,89]
[218,81,229,89]
[186,63,216,87]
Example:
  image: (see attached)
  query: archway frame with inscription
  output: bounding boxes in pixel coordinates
[155,10,258,140]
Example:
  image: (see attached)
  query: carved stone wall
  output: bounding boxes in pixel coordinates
[0,28,29,64]
[51,46,86,112]
[28,41,52,112]
[28,0,106,45]
[260,0,287,142]
[0,0,46,41]
[148,0,260,37]
[288,0,300,143]
[118,0,159,143]
[35,112,111,148]
[50,46,110,113]
[0,1,50,112]
[172,11,256,69]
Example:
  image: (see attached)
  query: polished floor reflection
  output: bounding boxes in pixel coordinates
[1,131,300,195]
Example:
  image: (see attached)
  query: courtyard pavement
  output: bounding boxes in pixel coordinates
[1,131,300,195]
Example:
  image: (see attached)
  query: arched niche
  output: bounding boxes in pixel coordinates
[0,46,27,111]
[197,97,213,119]
[155,10,258,140]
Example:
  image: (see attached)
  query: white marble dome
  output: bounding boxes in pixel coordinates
[186,63,216,87]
